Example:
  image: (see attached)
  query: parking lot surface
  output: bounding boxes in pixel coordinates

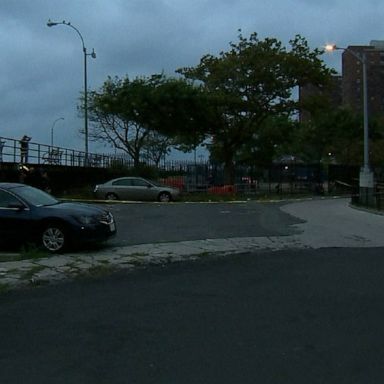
[1,198,384,290]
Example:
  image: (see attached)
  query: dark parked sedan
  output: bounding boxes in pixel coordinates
[0,183,116,252]
[94,177,180,202]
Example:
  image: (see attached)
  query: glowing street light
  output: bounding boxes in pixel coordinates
[326,43,374,202]
[47,19,96,163]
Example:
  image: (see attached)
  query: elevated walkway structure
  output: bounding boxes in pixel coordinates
[0,135,117,168]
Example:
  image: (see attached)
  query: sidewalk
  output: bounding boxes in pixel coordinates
[1,198,384,291]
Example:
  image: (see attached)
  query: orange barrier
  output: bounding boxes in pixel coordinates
[207,185,236,195]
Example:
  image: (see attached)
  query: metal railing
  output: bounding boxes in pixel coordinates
[351,191,384,211]
[0,136,116,168]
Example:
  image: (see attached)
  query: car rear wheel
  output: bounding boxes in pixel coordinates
[158,192,171,202]
[106,193,118,200]
[41,225,67,252]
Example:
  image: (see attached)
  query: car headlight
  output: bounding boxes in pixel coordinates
[75,215,98,225]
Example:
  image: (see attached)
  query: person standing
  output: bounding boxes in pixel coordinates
[19,135,31,163]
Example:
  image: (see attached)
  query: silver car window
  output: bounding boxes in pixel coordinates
[131,179,150,187]
[112,179,132,186]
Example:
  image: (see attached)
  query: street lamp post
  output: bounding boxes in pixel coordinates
[325,44,374,204]
[51,117,64,148]
[47,19,96,164]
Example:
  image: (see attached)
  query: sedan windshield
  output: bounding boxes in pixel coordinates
[14,185,59,207]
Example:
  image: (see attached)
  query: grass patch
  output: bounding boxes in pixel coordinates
[20,244,49,260]
[0,283,10,294]
[130,252,149,257]
[81,264,115,279]
[97,259,111,265]
[0,254,22,262]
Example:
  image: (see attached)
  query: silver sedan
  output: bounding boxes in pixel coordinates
[94,177,180,202]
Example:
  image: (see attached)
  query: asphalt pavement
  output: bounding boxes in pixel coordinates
[1,197,384,290]
[1,247,384,383]
[106,199,303,246]
[2,197,384,383]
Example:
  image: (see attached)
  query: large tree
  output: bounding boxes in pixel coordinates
[141,131,174,166]
[177,32,334,183]
[86,74,212,166]
[86,76,152,167]
[233,115,298,166]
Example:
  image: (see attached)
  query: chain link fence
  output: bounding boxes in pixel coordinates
[3,135,383,203]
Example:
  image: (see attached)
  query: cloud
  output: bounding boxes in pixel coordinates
[1,0,384,154]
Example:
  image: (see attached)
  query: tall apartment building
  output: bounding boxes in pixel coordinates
[342,40,384,117]
[300,40,384,121]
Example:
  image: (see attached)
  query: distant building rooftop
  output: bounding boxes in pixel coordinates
[370,40,384,49]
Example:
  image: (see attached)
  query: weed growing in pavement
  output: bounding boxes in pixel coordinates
[0,254,22,262]
[97,259,111,265]
[20,244,49,260]
[0,283,10,294]
[81,264,115,279]
[20,265,45,281]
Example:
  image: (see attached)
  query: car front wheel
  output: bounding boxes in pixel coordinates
[106,193,118,200]
[158,192,171,202]
[41,225,67,252]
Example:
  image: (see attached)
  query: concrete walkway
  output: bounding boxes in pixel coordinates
[1,198,383,291]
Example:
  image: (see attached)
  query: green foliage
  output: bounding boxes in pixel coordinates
[0,283,10,294]
[235,116,298,166]
[147,75,215,145]
[86,31,335,182]
[141,132,173,166]
[177,31,334,182]
[87,74,212,166]
[20,244,49,260]
[292,106,384,166]
[292,107,361,164]
[87,76,153,167]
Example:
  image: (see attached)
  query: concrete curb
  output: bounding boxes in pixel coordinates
[0,236,309,292]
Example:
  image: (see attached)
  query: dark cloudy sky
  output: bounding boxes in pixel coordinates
[1,0,383,157]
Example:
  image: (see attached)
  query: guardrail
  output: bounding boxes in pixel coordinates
[0,136,114,168]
